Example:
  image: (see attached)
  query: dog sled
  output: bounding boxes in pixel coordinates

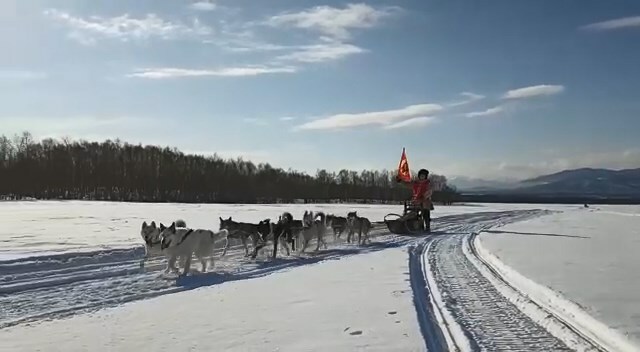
[383,200,430,235]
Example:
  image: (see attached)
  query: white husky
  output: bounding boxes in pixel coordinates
[140,219,187,268]
[298,211,328,253]
[159,221,230,276]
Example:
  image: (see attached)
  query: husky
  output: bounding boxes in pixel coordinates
[266,211,306,258]
[218,217,271,259]
[346,211,372,245]
[326,214,348,241]
[278,212,304,252]
[159,221,230,276]
[140,219,187,268]
[298,211,328,253]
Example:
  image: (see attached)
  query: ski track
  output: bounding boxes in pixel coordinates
[424,209,574,351]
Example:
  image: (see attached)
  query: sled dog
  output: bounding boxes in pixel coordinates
[140,219,187,268]
[346,211,372,245]
[159,221,229,275]
[277,212,304,252]
[218,217,271,258]
[326,214,348,241]
[267,212,306,258]
[299,211,328,253]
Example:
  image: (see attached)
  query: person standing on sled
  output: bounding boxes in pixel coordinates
[396,169,433,232]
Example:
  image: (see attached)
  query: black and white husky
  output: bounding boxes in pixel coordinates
[218,217,271,259]
[299,211,328,253]
[159,221,230,276]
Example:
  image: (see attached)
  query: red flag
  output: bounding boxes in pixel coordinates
[397,148,411,182]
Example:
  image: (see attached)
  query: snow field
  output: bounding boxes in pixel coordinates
[478,205,640,349]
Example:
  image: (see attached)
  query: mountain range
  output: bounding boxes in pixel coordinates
[450,168,640,197]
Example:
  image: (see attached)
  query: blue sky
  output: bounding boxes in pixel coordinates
[1,0,639,180]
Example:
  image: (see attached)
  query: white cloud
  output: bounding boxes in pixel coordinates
[448,92,485,107]
[383,116,436,129]
[0,70,47,80]
[465,106,504,118]
[581,16,640,31]
[502,84,565,99]
[224,42,293,53]
[294,103,443,131]
[243,118,268,126]
[127,65,298,79]
[44,9,212,45]
[276,41,366,63]
[280,116,296,121]
[266,3,400,40]
[189,1,217,11]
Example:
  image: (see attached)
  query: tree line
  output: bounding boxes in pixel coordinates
[0,132,459,204]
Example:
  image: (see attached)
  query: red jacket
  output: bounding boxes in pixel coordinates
[412,179,430,202]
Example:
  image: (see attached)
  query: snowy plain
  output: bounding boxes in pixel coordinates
[478,205,640,349]
[0,200,638,351]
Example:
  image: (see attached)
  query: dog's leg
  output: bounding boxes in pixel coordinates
[166,255,177,273]
[182,255,192,276]
[242,236,249,257]
[222,236,230,257]
[280,236,290,256]
[272,232,279,259]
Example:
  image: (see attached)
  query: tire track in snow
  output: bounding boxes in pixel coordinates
[423,209,573,351]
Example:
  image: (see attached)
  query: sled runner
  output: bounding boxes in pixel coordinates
[384,200,430,235]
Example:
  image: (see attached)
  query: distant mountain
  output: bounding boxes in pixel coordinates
[448,176,519,191]
[515,168,640,196]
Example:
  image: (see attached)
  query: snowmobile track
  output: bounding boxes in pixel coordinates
[467,232,610,352]
[422,209,577,351]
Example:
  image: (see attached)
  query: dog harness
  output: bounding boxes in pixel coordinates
[161,229,194,250]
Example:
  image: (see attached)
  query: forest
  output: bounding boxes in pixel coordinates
[0,132,459,204]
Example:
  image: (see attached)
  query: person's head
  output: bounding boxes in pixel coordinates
[418,169,429,180]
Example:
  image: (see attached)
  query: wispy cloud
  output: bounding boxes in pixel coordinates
[447,92,485,107]
[127,65,297,79]
[189,1,217,12]
[243,118,268,126]
[502,84,565,99]
[280,116,297,121]
[383,116,436,130]
[581,16,640,31]
[0,70,47,80]
[276,40,366,63]
[465,106,504,118]
[266,3,400,40]
[294,104,442,131]
[44,9,212,45]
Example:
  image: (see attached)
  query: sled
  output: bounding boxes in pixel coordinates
[384,200,430,235]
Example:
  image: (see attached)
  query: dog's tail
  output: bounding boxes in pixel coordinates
[315,211,327,227]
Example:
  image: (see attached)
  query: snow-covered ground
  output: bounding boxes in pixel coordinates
[1,200,638,351]
[478,205,640,349]
[0,200,557,260]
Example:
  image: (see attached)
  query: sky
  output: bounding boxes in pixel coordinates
[1,0,640,181]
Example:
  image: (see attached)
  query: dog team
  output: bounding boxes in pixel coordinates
[139,210,374,276]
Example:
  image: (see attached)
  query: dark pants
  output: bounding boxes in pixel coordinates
[421,208,431,230]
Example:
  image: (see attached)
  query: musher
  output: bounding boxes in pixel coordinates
[397,168,433,231]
